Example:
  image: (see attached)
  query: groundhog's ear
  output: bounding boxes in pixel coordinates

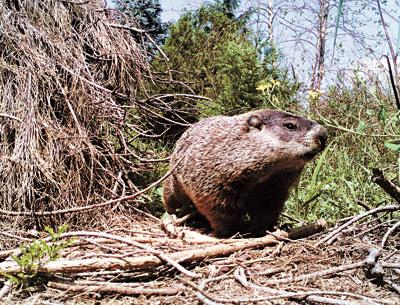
[247,114,263,130]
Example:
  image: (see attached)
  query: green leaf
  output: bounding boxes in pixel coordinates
[57,224,69,235]
[384,140,400,152]
[378,106,387,122]
[0,271,20,285]
[309,140,333,192]
[366,109,374,116]
[154,186,163,197]
[356,121,367,132]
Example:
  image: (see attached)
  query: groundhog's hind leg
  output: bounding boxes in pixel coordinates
[163,175,192,214]
[195,199,245,237]
[247,203,284,236]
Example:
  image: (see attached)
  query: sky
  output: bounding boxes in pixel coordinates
[159,0,204,21]
[106,0,400,88]
[106,0,204,20]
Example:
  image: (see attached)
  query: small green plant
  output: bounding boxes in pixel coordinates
[284,72,399,224]
[286,140,336,223]
[0,224,74,287]
[384,139,400,152]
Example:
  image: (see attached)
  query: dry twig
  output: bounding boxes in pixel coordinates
[381,220,400,249]
[315,205,400,246]
[47,281,181,296]
[371,169,400,203]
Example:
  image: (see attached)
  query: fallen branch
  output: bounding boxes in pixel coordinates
[0,280,12,299]
[261,260,366,285]
[47,281,181,296]
[0,231,288,275]
[56,231,201,278]
[371,169,400,203]
[383,279,400,295]
[0,221,327,276]
[381,262,400,269]
[315,205,400,246]
[283,219,328,240]
[381,220,400,249]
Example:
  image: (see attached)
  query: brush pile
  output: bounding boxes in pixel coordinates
[0,0,149,230]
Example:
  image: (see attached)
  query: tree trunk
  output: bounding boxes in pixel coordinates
[267,0,274,46]
[310,0,330,92]
[376,0,400,110]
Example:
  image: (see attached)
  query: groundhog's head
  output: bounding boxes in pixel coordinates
[246,110,328,165]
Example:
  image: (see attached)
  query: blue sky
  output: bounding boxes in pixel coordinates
[159,0,203,21]
[106,0,205,21]
[106,0,400,88]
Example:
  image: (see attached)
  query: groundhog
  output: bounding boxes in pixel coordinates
[163,109,328,237]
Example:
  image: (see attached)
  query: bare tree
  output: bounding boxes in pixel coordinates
[267,0,274,46]
[249,0,397,92]
[310,0,330,91]
[376,0,400,109]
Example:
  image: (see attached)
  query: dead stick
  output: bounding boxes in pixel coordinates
[47,281,180,296]
[371,168,400,203]
[287,219,327,240]
[261,261,366,285]
[0,280,12,299]
[381,220,400,248]
[382,262,400,269]
[54,231,200,278]
[315,205,400,246]
[0,231,287,274]
[0,221,326,275]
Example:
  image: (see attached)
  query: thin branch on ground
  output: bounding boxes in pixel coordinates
[233,267,390,305]
[315,205,400,246]
[381,220,400,248]
[261,261,366,285]
[47,281,181,296]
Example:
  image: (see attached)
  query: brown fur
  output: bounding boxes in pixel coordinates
[163,109,328,237]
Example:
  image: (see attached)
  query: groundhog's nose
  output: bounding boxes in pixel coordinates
[317,129,328,150]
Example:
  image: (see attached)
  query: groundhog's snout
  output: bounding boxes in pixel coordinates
[315,127,328,151]
[303,127,327,160]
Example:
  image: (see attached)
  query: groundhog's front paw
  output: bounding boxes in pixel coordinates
[160,212,181,238]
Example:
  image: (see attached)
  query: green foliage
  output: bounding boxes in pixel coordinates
[114,0,166,54]
[221,0,240,19]
[256,67,300,110]
[153,3,298,117]
[0,224,74,288]
[283,72,399,224]
[385,139,400,152]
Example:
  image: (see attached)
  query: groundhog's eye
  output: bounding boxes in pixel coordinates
[284,123,297,130]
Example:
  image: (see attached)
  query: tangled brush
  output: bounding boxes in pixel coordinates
[0,0,147,229]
